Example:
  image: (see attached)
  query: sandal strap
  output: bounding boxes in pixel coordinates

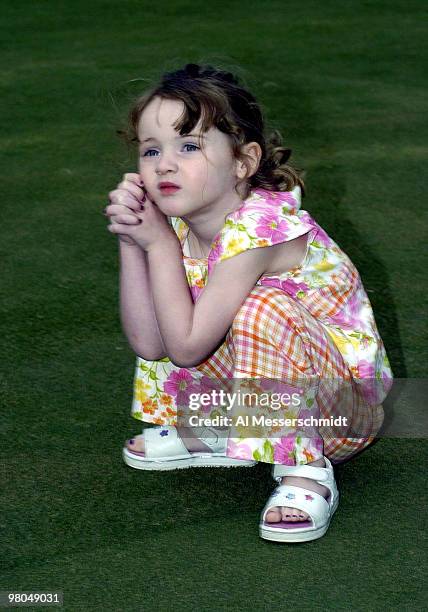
[144,425,228,458]
[272,456,334,485]
[144,426,191,458]
[191,426,228,453]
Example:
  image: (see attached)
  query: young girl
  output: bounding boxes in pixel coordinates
[105,63,393,543]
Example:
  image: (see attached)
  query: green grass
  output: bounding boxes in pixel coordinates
[1,1,427,610]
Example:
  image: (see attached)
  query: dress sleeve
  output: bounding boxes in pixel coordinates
[207,186,315,274]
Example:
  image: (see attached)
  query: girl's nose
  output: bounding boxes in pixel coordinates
[155,150,178,174]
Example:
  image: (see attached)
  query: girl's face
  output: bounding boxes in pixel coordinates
[137,96,243,219]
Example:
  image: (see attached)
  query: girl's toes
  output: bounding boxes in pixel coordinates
[126,439,136,451]
[127,434,145,452]
[265,507,282,523]
[282,506,297,522]
[281,506,309,522]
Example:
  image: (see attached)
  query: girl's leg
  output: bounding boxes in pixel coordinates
[217,285,384,465]
[198,285,384,522]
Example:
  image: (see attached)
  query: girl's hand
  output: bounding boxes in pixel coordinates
[105,173,146,246]
[106,176,177,252]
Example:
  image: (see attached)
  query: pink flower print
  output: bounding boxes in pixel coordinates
[199,375,224,396]
[258,276,282,291]
[359,334,372,350]
[343,287,361,316]
[355,360,382,405]
[306,436,324,458]
[273,436,296,465]
[190,285,204,302]
[259,379,304,408]
[207,235,224,269]
[253,188,300,212]
[255,213,290,243]
[207,236,226,275]
[260,276,309,298]
[243,189,282,214]
[279,191,299,209]
[357,360,376,379]
[313,224,332,247]
[281,279,309,298]
[329,310,358,329]
[163,369,200,406]
[358,382,380,406]
[227,439,254,461]
[329,288,363,329]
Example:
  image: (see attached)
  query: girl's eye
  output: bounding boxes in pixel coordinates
[141,149,158,157]
[183,143,199,152]
[140,143,199,158]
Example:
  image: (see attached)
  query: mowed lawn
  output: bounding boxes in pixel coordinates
[1,1,426,610]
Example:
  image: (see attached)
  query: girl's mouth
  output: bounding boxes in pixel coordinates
[160,186,181,195]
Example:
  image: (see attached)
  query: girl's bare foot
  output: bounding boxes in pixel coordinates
[265,458,330,523]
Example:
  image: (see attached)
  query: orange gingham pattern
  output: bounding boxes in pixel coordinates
[195,285,383,464]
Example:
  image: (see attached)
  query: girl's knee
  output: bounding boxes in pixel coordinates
[231,286,295,338]
[228,285,313,378]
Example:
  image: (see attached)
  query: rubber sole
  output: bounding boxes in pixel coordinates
[259,495,339,543]
[122,447,257,471]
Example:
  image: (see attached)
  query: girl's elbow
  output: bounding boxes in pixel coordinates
[169,337,225,368]
[139,352,168,361]
[134,344,168,361]
[168,347,205,368]
[169,354,198,368]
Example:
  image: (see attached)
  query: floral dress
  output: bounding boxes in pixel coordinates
[130,186,393,465]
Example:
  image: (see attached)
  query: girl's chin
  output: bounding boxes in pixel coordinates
[155,202,182,216]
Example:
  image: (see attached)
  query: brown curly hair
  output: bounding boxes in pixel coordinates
[117,62,306,200]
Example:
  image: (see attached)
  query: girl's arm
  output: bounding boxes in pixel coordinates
[119,241,167,360]
[146,233,308,368]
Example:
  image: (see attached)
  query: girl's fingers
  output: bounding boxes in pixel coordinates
[108,189,142,211]
[117,180,145,202]
[107,222,140,234]
[122,180,155,205]
[111,214,142,225]
[123,172,143,187]
[104,205,144,220]
[106,197,145,221]
[119,173,148,202]
[105,175,151,218]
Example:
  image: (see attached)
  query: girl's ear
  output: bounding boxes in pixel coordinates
[235,157,247,180]
[235,142,262,180]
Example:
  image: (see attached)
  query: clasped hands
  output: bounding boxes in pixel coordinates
[104,172,177,251]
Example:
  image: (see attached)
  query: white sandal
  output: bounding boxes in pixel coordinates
[259,456,339,543]
[122,425,257,471]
